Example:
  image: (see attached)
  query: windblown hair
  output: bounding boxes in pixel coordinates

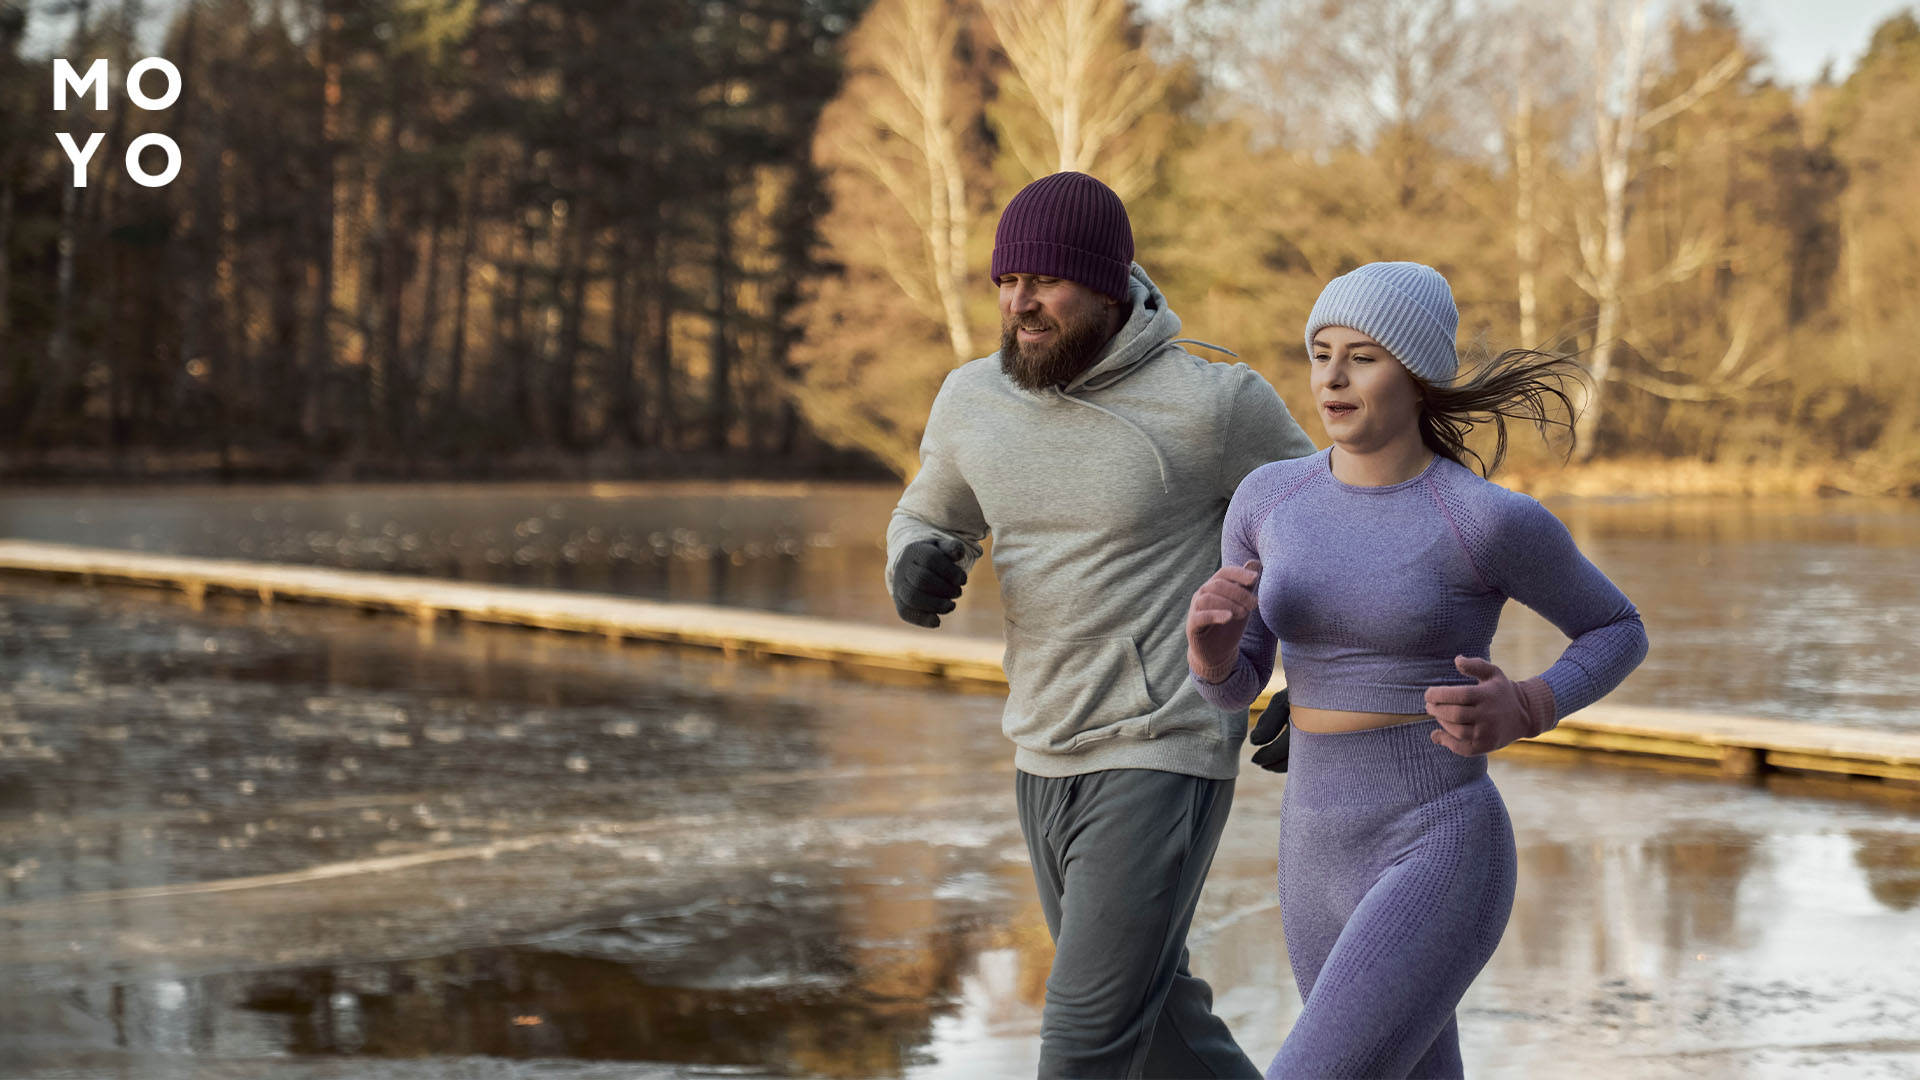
[1415,348,1586,478]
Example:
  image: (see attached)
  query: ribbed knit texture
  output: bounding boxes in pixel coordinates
[1190,447,1649,721]
[1266,718,1516,1078]
[990,171,1134,300]
[1304,261,1460,384]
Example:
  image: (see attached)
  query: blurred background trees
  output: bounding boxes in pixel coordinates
[0,0,1916,489]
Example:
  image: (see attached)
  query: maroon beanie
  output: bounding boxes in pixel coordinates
[990,172,1134,301]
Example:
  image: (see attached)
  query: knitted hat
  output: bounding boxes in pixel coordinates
[990,172,1134,301]
[1303,262,1459,384]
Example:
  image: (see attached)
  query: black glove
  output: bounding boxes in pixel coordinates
[1249,687,1290,773]
[891,538,968,628]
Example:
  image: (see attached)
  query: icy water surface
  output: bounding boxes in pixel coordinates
[1,483,1917,732]
[2,578,1918,1078]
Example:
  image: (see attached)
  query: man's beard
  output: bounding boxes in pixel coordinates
[999,307,1112,392]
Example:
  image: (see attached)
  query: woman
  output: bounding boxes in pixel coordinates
[1185,262,1649,1078]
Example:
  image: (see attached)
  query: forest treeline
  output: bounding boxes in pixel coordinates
[1,0,1917,490]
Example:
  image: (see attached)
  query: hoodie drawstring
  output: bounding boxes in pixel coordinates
[1052,387,1171,494]
[1169,337,1239,358]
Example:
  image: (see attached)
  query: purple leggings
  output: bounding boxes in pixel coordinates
[1269,718,1516,1079]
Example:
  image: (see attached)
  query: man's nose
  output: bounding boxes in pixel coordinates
[1006,282,1039,312]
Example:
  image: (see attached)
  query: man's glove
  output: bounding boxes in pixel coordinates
[891,538,968,628]
[1249,687,1290,773]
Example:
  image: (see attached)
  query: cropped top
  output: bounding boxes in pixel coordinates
[1190,447,1648,721]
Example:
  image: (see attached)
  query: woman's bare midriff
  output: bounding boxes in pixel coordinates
[1289,705,1431,733]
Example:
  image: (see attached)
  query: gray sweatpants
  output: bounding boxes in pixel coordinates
[1016,768,1262,1079]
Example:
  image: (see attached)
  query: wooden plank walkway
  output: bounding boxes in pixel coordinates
[3,539,1916,787]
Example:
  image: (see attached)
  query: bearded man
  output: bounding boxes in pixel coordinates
[885,171,1316,1078]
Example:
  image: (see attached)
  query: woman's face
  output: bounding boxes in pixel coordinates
[1308,325,1424,452]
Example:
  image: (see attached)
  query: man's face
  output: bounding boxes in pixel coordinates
[996,273,1119,392]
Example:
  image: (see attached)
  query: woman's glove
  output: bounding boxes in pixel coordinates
[1186,559,1261,683]
[1424,655,1557,757]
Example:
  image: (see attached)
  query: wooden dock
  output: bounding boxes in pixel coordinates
[2,539,1916,789]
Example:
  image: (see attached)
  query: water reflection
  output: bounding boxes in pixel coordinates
[1500,825,1759,984]
[3,579,1920,1077]
[0,483,978,632]
[2,482,1916,730]
[1851,829,1920,911]
[1646,827,1759,951]
[235,934,980,1074]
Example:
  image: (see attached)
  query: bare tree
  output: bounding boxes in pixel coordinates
[981,0,1170,197]
[788,0,995,476]
[1316,0,1496,206]
[1561,0,1743,458]
[40,0,94,429]
[1511,79,1541,346]
[0,1,25,349]
[1491,5,1579,350]
[836,0,980,365]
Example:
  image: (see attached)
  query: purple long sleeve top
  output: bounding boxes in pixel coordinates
[1191,447,1648,721]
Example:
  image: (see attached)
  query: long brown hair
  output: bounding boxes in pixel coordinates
[1415,347,1586,478]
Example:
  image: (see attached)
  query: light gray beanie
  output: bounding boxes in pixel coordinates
[1303,261,1459,385]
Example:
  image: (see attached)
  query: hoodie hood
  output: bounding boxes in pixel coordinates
[1064,262,1181,393]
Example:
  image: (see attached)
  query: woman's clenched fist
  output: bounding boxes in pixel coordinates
[1187,559,1261,684]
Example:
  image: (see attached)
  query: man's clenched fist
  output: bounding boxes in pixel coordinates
[892,538,969,628]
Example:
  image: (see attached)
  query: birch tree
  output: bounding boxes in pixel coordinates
[1562,0,1743,458]
[832,0,980,365]
[980,0,1170,198]
[789,0,994,476]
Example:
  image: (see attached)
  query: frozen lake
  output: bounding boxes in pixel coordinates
[1,576,1916,1077]
[1,481,1916,732]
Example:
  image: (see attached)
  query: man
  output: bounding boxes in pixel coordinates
[885,171,1316,1077]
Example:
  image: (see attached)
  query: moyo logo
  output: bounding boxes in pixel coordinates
[54,58,182,189]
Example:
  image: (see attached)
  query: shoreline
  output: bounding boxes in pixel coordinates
[1494,456,1919,500]
[0,446,895,488]
[2,448,1915,499]
[2,537,1916,792]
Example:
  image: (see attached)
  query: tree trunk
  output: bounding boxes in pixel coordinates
[171,5,215,447]
[650,229,674,450]
[0,182,13,344]
[305,4,344,444]
[374,80,406,449]
[707,194,733,454]
[1570,0,1649,463]
[271,220,302,441]
[925,73,973,366]
[444,154,478,427]
[1576,227,1625,462]
[608,235,639,446]
[1512,82,1539,348]
[349,161,380,446]
[552,198,589,449]
[414,191,443,452]
[881,0,974,365]
[217,106,248,431]
[504,189,534,440]
[44,171,81,426]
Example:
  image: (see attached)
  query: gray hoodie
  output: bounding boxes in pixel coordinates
[887,264,1317,779]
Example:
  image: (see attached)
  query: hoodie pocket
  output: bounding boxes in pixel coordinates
[1001,621,1160,754]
